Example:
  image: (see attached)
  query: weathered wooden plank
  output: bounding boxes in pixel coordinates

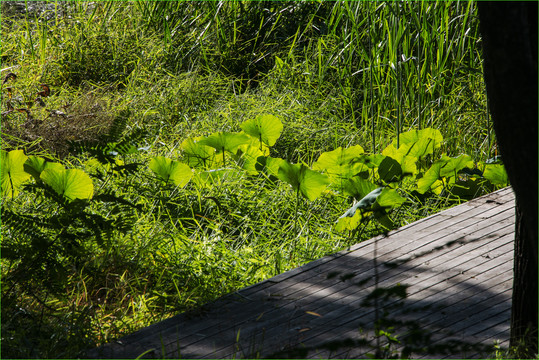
[400,242,513,317]
[305,238,515,359]
[217,200,512,358]
[87,187,515,359]
[249,229,514,359]
[199,225,516,358]
[315,280,512,359]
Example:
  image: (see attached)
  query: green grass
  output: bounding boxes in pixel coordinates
[0,1,503,358]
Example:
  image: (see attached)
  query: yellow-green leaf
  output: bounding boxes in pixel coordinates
[278,161,329,201]
[40,168,94,201]
[149,157,193,187]
[240,114,283,147]
[1,149,32,198]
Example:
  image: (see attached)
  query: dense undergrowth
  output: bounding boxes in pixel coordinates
[1,1,508,358]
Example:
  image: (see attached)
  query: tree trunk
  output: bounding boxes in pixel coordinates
[477,2,538,357]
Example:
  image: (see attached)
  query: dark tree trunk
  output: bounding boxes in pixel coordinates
[477,2,538,357]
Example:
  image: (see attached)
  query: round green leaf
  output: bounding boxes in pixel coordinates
[381,144,418,175]
[24,156,64,181]
[277,161,302,191]
[313,145,365,178]
[1,149,32,198]
[378,156,402,183]
[416,159,446,194]
[277,161,330,201]
[181,138,218,168]
[393,128,443,147]
[335,211,362,232]
[374,188,406,209]
[374,213,396,230]
[439,154,474,178]
[417,154,476,194]
[483,164,508,186]
[391,128,443,158]
[256,156,284,178]
[240,114,283,147]
[40,168,94,201]
[198,132,250,154]
[235,144,265,175]
[149,157,193,187]
[342,177,378,198]
[299,166,331,201]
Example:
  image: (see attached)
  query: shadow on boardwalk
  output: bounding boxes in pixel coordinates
[88,187,514,359]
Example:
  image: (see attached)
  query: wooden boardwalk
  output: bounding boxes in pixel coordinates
[88,187,515,359]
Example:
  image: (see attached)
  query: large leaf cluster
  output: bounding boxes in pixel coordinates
[146,121,507,233]
[1,113,508,300]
